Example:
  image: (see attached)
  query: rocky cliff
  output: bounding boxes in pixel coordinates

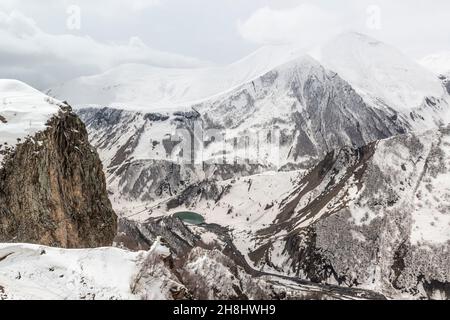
[0,106,117,248]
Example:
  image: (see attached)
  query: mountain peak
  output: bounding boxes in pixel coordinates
[312,33,446,113]
[0,79,44,96]
[0,79,62,150]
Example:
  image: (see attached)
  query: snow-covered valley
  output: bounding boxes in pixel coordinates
[1,32,450,300]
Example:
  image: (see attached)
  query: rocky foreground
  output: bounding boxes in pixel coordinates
[0,80,116,248]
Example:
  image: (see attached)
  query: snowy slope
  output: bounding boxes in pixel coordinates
[77,54,412,212]
[420,52,450,75]
[74,33,450,224]
[159,127,450,299]
[0,239,384,300]
[143,170,302,231]
[49,45,302,111]
[313,32,449,127]
[0,79,62,166]
[0,241,180,300]
[52,33,449,124]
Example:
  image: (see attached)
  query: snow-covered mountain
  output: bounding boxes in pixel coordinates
[312,33,449,130]
[2,128,448,300]
[0,78,389,301]
[3,32,450,300]
[158,126,450,299]
[420,52,450,75]
[75,33,449,215]
[76,54,406,213]
[62,33,450,300]
[49,45,303,111]
[0,79,61,166]
[50,33,449,121]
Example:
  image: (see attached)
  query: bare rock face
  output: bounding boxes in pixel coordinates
[0,107,117,248]
[440,74,450,95]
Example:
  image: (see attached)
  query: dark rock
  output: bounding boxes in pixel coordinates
[0,108,117,248]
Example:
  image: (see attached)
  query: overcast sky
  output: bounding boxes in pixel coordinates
[0,0,449,89]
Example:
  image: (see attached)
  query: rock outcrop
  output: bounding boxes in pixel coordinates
[440,74,450,95]
[0,107,117,248]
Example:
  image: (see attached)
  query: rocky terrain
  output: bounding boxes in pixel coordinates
[440,74,450,95]
[0,216,386,300]
[0,80,116,248]
[134,127,448,300]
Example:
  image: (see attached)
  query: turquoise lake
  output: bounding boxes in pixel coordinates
[173,211,205,225]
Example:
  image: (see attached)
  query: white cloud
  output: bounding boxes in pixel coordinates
[237,4,346,48]
[0,0,449,90]
[0,0,162,16]
[128,0,162,12]
[237,1,450,59]
[0,9,207,90]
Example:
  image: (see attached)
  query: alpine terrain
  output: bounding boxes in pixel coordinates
[1,32,449,300]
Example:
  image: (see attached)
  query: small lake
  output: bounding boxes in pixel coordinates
[173,211,205,225]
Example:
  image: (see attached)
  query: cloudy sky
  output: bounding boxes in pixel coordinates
[0,0,449,89]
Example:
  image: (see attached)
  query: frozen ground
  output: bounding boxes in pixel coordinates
[0,79,61,167]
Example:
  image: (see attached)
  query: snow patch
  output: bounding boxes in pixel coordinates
[0,79,61,167]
